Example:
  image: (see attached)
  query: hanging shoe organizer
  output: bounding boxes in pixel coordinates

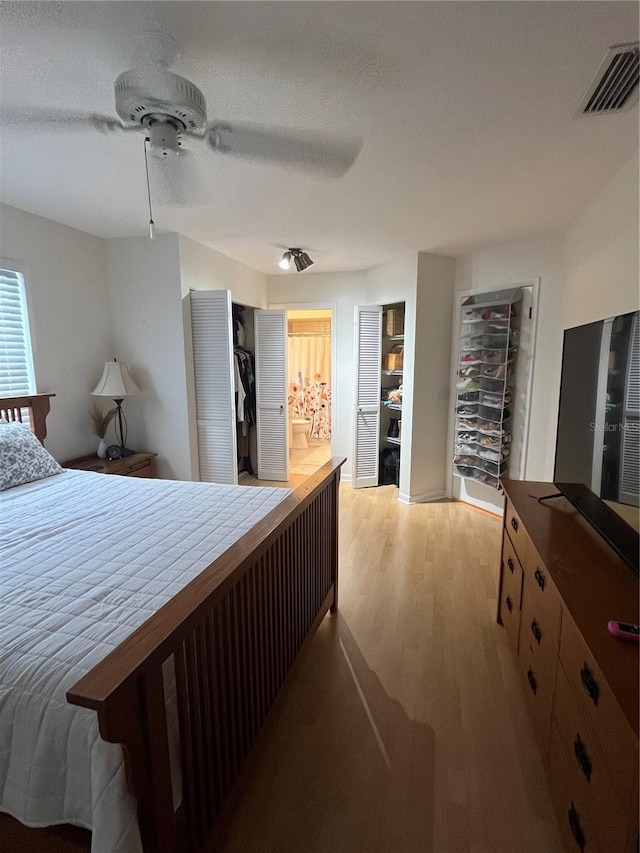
[453,288,522,489]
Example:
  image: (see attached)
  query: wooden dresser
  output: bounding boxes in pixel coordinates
[498,479,639,853]
[63,451,157,478]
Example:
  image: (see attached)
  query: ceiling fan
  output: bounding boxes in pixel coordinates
[1,39,362,184]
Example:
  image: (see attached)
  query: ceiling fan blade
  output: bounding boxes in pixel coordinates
[0,106,130,134]
[206,121,362,177]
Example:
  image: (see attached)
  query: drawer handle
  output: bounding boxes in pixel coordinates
[530,620,541,644]
[526,667,537,695]
[534,568,545,591]
[573,734,592,784]
[568,802,586,852]
[510,516,519,533]
[507,556,515,573]
[580,663,599,707]
[506,595,513,613]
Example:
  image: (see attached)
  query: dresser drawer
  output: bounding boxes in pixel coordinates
[553,662,631,852]
[548,722,614,853]
[500,536,523,655]
[519,572,561,682]
[559,613,638,812]
[523,540,562,628]
[504,496,528,565]
[518,641,553,755]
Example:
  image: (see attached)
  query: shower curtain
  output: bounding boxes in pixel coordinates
[287,335,332,439]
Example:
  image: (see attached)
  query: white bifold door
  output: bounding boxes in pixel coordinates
[255,309,289,482]
[353,305,383,488]
[190,290,238,484]
[190,294,288,484]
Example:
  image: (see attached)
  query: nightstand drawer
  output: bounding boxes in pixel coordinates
[116,458,156,478]
[63,452,157,478]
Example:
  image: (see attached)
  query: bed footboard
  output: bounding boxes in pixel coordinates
[67,459,343,853]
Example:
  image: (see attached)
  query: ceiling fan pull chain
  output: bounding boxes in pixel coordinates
[143,137,155,240]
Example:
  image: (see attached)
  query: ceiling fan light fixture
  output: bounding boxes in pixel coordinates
[147,119,181,157]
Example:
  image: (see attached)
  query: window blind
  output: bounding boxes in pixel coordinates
[0,268,35,396]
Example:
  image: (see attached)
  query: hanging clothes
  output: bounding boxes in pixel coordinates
[234,345,256,474]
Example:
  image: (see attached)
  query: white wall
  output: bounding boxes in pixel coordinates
[0,203,111,461]
[412,252,456,500]
[453,153,639,493]
[105,234,190,480]
[178,235,268,306]
[267,269,369,480]
[563,154,639,328]
[365,256,418,495]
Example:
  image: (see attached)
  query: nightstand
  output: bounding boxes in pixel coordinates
[63,451,157,479]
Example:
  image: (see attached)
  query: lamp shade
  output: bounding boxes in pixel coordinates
[92,361,141,397]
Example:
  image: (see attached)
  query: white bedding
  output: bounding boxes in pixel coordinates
[0,469,290,852]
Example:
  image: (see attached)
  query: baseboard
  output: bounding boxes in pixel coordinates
[398,490,447,504]
[340,471,352,483]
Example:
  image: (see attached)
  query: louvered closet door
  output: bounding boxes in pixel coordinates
[255,309,288,481]
[620,313,639,505]
[190,290,238,484]
[353,305,382,488]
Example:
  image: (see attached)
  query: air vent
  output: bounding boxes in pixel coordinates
[580,42,639,114]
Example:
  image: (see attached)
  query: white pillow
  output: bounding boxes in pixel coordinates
[0,421,62,491]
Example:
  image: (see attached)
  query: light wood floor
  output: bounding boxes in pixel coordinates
[242,438,333,488]
[2,482,564,852]
[212,485,563,853]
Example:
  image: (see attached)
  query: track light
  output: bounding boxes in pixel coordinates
[279,251,292,270]
[279,248,314,272]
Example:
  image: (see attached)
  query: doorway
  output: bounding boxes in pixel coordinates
[287,309,333,476]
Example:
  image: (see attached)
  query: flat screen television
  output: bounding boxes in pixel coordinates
[554,310,639,574]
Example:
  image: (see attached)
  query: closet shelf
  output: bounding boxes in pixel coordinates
[385,436,401,446]
[382,369,403,376]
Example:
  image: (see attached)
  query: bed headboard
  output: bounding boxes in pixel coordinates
[0,393,56,444]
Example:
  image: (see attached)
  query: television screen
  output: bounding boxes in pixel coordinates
[555,310,639,533]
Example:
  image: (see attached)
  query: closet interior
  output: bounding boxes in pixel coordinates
[379,302,405,487]
[232,303,257,480]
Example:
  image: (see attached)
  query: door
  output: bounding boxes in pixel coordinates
[190,290,238,484]
[255,309,289,481]
[353,305,383,488]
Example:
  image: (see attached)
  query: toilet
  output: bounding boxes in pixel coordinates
[291,418,312,449]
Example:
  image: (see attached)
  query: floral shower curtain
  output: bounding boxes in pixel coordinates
[287,335,332,439]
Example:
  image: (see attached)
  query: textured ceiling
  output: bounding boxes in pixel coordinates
[0,1,638,273]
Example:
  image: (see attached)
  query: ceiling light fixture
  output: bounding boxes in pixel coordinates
[279,248,314,272]
[278,250,293,270]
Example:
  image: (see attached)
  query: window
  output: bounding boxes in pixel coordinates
[0,267,35,396]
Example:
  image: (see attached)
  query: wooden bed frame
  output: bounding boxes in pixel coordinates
[1,394,344,853]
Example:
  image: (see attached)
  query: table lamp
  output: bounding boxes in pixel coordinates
[92,360,141,458]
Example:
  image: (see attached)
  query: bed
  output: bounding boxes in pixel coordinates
[0,394,343,852]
